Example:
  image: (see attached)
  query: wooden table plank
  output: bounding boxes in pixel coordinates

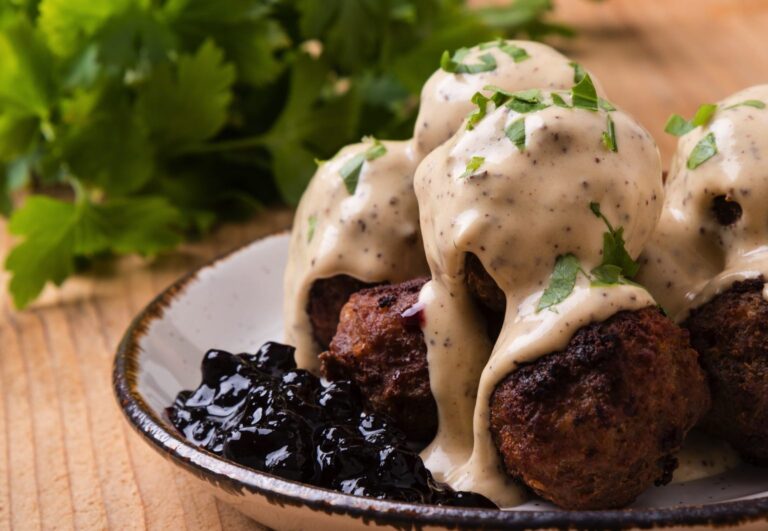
[2,1,768,529]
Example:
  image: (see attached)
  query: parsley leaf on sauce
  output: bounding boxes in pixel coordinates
[664,103,717,136]
[569,61,586,83]
[466,92,490,130]
[537,253,581,312]
[459,156,485,179]
[499,43,530,62]
[307,215,317,243]
[589,201,640,281]
[339,139,387,194]
[687,132,718,169]
[571,73,599,111]
[440,49,497,74]
[505,117,526,151]
[602,114,618,152]
[726,99,766,110]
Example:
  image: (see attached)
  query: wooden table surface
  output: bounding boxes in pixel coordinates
[2,0,768,529]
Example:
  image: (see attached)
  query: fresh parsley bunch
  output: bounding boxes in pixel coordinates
[0,0,568,308]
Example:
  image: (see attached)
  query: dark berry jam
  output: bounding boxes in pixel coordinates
[167,341,496,508]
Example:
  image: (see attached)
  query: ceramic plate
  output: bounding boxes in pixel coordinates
[113,232,768,530]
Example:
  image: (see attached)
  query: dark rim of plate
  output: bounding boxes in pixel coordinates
[113,232,768,530]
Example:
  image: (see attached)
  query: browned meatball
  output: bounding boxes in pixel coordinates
[465,253,506,313]
[684,277,768,464]
[307,275,376,348]
[319,277,437,443]
[489,307,710,510]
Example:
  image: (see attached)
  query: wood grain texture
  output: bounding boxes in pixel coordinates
[2,0,768,528]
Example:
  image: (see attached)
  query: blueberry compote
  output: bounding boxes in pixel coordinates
[167,342,496,508]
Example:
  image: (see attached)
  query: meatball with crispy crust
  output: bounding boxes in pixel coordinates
[684,277,768,464]
[307,275,376,349]
[489,307,710,510]
[319,277,437,443]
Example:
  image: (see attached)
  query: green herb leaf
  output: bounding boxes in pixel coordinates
[687,132,718,169]
[664,114,694,136]
[441,49,497,74]
[571,73,598,111]
[537,253,581,312]
[569,61,586,83]
[602,114,617,152]
[589,201,640,282]
[598,98,616,112]
[467,91,490,130]
[506,89,549,113]
[665,103,718,136]
[307,214,317,243]
[339,153,365,194]
[5,195,183,309]
[551,92,569,108]
[505,117,526,151]
[339,138,387,194]
[499,43,530,62]
[459,155,485,179]
[726,99,766,110]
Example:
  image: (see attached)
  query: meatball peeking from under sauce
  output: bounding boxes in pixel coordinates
[490,307,710,510]
[319,278,437,444]
[683,277,768,464]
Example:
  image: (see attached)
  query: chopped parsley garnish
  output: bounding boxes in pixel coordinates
[466,92,491,130]
[602,115,618,152]
[569,62,586,83]
[441,49,497,74]
[506,118,526,151]
[536,203,644,311]
[664,103,717,136]
[506,89,549,113]
[687,132,718,170]
[537,253,582,312]
[339,139,387,194]
[459,156,485,179]
[551,92,569,108]
[725,99,766,110]
[589,201,640,281]
[571,73,599,111]
[307,215,317,243]
[499,43,530,63]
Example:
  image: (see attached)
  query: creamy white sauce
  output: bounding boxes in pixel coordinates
[639,84,768,320]
[283,140,428,371]
[413,40,604,159]
[414,95,663,506]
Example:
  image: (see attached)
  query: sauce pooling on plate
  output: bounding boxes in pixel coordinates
[639,84,768,320]
[413,90,663,505]
[414,40,602,159]
[283,140,428,371]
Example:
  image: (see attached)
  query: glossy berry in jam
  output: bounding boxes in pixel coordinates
[167,341,497,508]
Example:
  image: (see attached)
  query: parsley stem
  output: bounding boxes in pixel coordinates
[187,135,268,154]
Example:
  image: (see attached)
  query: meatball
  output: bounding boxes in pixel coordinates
[465,253,506,313]
[307,275,375,348]
[319,277,437,443]
[489,307,710,510]
[684,277,768,464]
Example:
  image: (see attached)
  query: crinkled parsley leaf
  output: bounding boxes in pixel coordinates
[687,132,718,169]
[571,73,599,111]
[537,253,581,312]
[569,61,586,83]
[5,195,183,308]
[466,91,491,130]
[499,42,529,62]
